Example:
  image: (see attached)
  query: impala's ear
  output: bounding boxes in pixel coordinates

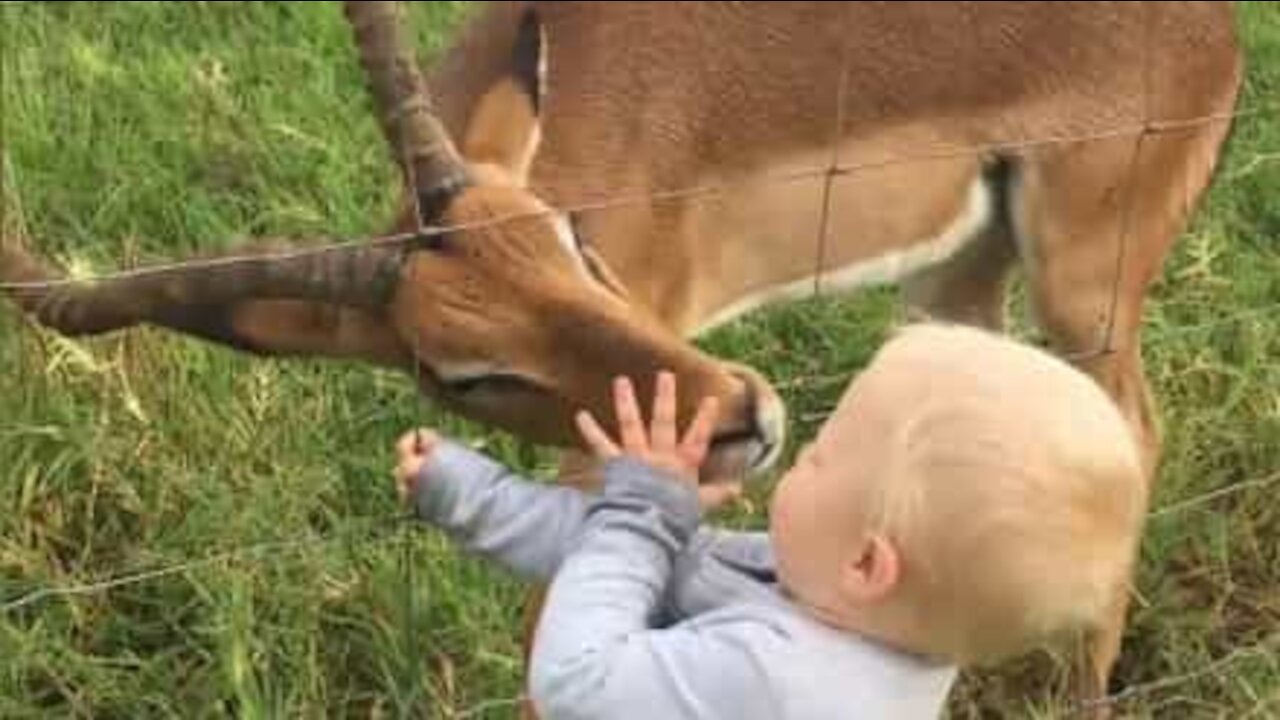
[461,8,544,186]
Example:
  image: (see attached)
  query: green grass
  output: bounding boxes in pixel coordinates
[2,2,1278,718]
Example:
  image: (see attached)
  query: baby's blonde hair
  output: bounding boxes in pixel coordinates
[845,323,1147,665]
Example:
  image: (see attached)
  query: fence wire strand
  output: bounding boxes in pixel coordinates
[0,104,1273,291]
[6,467,1276,614]
[1072,633,1280,716]
[1,513,416,614]
[3,463,1278,712]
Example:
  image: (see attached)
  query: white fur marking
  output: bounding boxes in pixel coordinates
[695,178,993,335]
[537,25,548,101]
[515,122,541,184]
[550,212,596,282]
[433,360,503,383]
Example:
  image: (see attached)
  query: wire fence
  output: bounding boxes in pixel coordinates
[1068,633,1280,716]
[2,2,1278,717]
[3,99,1274,369]
[4,464,1278,717]
[6,468,1276,617]
[1,102,1273,290]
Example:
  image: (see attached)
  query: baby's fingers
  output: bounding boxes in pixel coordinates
[397,428,437,458]
[679,396,720,466]
[650,371,678,453]
[395,455,426,503]
[397,430,419,458]
[576,410,621,459]
[613,376,649,454]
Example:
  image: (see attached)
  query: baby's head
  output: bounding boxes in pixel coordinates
[768,323,1147,666]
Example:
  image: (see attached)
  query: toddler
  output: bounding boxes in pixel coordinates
[393,323,1147,719]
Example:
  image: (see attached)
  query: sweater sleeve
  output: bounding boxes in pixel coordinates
[527,457,784,720]
[411,439,590,582]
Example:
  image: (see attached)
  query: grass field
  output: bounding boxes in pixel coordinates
[2,2,1277,718]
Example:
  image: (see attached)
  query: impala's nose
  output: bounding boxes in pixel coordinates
[737,364,787,472]
[704,363,787,481]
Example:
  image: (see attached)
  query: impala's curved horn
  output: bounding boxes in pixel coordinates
[343,1,471,222]
[1,239,404,336]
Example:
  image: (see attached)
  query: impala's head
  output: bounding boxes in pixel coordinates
[0,2,786,481]
[372,5,786,479]
[392,197,786,479]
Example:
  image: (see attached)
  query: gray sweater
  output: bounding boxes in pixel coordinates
[414,439,957,720]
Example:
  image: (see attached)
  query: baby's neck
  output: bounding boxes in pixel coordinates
[782,582,949,665]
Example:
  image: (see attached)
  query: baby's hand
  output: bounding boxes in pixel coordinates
[394,427,440,504]
[576,371,741,509]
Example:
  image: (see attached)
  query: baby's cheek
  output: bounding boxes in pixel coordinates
[768,469,807,532]
[768,487,799,565]
[769,472,830,588]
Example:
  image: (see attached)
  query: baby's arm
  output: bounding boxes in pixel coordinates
[408,437,589,582]
[527,457,780,720]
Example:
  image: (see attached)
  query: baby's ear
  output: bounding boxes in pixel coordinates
[841,534,900,604]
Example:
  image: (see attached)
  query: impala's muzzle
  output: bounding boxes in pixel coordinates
[703,364,787,483]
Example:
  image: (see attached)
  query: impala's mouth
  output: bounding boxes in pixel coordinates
[712,427,773,465]
[712,427,761,447]
[705,376,787,482]
[703,432,779,484]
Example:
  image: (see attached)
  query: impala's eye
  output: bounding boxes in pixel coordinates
[420,359,550,399]
[445,372,543,396]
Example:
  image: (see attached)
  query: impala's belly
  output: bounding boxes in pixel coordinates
[687,139,996,336]
[693,178,991,335]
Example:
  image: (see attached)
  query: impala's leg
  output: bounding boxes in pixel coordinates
[893,157,1020,332]
[900,222,1018,332]
[1013,125,1231,714]
[1017,150,1157,718]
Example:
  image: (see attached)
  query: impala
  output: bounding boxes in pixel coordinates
[1,2,1244,716]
